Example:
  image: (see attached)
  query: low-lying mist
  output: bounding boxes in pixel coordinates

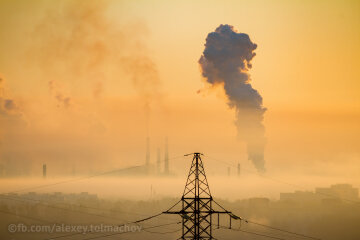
[1,175,359,200]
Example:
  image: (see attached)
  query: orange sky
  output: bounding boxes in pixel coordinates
[0,0,359,181]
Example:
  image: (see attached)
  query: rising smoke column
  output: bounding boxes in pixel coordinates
[199,24,266,172]
[31,0,161,135]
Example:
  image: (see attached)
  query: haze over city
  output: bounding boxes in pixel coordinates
[0,0,359,240]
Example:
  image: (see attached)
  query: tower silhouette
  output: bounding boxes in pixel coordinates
[164,153,231,239]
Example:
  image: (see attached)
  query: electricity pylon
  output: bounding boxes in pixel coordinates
[164,153,233,239]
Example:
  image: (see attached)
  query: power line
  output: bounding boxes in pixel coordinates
[163,153,232,239]
[0,157,184,222]
[0,193,180,223]
[212,199,322,240]
[77,221,182,240]
[161,152,324,240]
[0,160,184,225]
[0,152,331,240]
[0,195,128,222]
[0,209,54,224]
[244,224,316,240]
[1,192,179,223]
[204,154,360,203]
[246,220,321,240]
[39,199,181,240]
[1,165,142,194]
[39,216,177,240]
[0,197,180,240]
[0,207,280,240]
[2,154,185,195]
[0,189,317,240]
[216,225,288,240]
[143,228,181,234]
[1,195,178,238]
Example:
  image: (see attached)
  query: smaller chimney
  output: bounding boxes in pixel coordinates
[43,164,47,179]
[227,167,231,177]
[237,163,241,176]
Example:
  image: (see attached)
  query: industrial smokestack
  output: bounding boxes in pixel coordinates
[199,24,266,172]
[43,164,47,179]
[157,148,161,174]
[237,163,241,176]
[164,137,169,175]
[227,167,231,177]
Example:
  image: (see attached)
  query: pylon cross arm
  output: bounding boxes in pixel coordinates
[163,153,239,240]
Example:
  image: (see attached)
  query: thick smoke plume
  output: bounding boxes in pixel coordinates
[199,24,266,172]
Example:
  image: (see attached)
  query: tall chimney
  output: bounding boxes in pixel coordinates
[164,137,169,175]
[43,164,47,179]
[227,167,231,177]
[157,148,161,174]
[237,163,241,176]
[146,137,150,169]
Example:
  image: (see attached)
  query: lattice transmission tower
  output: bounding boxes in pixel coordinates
[164,152,236,240]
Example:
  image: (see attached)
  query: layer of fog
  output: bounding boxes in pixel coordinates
[1,175,359,200]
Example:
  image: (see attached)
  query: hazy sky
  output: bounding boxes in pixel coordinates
[0,0,359,180]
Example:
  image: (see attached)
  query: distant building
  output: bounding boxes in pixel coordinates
[280,191,320,204]
[321,198,342,205]
[280,184,359,204]
[79,192,98,202]
[316,184,359,202]
[249,197,270,208]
